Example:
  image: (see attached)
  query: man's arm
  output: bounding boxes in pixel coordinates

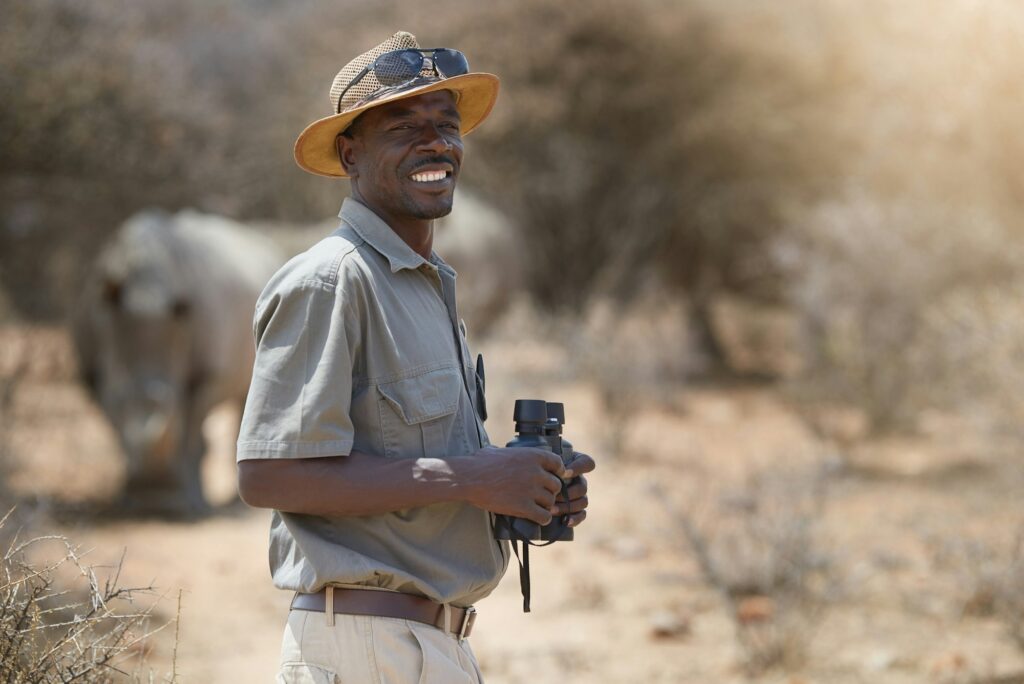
[238,446,594,525]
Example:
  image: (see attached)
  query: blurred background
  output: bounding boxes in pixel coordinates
[2,0,1024,681]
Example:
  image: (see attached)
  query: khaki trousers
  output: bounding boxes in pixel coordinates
[277,608,484,684]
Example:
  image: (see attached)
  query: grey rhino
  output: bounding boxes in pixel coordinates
[73,209,284,515]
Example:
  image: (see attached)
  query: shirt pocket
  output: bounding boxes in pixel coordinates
[377,366,463,459]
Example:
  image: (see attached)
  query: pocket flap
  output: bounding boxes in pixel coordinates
[377,366,462,425]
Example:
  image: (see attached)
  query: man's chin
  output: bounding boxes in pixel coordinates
[411,199,455,220]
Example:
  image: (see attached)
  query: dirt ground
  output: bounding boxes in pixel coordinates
[3,325,1024,683]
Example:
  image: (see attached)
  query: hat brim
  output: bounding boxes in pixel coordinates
[293,72,499,178]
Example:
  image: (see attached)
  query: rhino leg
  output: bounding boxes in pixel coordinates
[174,400,210,516]
[115,399,210,517]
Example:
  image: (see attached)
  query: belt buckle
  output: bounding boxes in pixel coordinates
[458,606,476,641]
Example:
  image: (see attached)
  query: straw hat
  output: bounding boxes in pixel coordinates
[294,31,499,178]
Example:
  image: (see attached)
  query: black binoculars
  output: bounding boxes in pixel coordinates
[493,399,575,544]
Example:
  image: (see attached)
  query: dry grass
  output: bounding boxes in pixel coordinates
[655,463,837,673]
[931,527,1024,658]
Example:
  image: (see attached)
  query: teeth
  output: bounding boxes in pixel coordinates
[411,170,448,183]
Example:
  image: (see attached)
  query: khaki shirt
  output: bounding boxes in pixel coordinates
[237,198,507,607]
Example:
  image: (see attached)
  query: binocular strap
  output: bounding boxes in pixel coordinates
[509,480,572,613]
[509,536,552,610]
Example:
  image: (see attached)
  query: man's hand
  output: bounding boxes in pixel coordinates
[551,451,595,528]
[458,446,567,525]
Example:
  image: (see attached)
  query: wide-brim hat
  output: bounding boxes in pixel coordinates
[294,31,499,178]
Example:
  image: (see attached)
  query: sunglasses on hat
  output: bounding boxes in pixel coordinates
[335,48,470,113]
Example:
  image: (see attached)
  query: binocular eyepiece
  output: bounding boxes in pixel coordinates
[494,399,575,544]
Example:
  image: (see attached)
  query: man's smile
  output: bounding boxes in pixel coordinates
[410,170,450,183]
[408,162,455,186]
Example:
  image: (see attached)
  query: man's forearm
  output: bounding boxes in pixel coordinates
[238,446,586,524]
[238,451,482,517]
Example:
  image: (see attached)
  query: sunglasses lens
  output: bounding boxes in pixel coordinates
[432,49,469,78]
[373,49,425,85]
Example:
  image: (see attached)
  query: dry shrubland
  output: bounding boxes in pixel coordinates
[5,5,1024,680]
[4,0,1023,440]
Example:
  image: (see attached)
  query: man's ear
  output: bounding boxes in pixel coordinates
[336,134,359,178]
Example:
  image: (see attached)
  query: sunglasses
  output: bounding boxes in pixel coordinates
[336,48,470,113]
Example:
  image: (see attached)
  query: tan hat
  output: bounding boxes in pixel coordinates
[294,31,499,178]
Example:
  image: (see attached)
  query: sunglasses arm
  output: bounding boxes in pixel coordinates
[336,65,372,113]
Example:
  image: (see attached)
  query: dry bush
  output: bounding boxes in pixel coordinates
[0,510,172,682]
[931,529,1024,654]
[563,294,694,457]
[772,0,1024,432]
[998,541,1024,656]
[656,464,836,673]
[781,197,1022,432]
[919,283,1024,443]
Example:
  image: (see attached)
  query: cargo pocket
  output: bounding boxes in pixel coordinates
[377,366,462,459]
[407,622,478,684]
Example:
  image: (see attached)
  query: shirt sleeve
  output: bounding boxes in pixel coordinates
[236,279,356,460]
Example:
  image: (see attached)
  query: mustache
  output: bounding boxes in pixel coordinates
[407,156,458,173]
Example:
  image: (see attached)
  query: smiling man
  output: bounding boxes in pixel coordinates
[235,32,594,683]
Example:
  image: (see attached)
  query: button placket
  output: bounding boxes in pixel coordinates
[438,270,485,448]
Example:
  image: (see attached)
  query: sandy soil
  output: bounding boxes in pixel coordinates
[3,325,1024,683]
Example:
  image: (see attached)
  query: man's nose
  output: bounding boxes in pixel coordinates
[415,123,452,153]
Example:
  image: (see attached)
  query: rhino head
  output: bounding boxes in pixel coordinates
[76,212,206,513]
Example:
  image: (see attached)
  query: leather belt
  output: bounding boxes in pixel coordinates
[291,587,477,640]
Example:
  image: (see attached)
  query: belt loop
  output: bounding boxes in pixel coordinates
[325,586,335,627]
[442,603,451,634]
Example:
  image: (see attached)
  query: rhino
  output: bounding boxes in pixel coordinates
[73,209,285,515]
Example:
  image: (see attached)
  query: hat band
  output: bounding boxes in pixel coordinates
[350,76,447,109]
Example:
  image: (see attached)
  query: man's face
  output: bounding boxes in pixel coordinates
[339,90,464,221]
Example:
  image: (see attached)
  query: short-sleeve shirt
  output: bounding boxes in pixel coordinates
[237,198,507,607]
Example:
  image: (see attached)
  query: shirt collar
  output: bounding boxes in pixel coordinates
[338,198,431,274]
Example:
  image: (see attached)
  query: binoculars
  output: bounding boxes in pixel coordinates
[493,399,575,544]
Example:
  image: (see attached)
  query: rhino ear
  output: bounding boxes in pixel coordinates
[171,298,191,319]
[102,278,123,307]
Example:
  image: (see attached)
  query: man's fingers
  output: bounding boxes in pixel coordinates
[540,472,563,495]
[550,496,588,515]
[524,504,553,526]
[539,484,559,506]
[536,450,566,475]
[563,451,596,478]
[567,510,587,527]
[555,476,587,502]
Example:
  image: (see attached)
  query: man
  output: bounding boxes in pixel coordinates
[236,32,594,683]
